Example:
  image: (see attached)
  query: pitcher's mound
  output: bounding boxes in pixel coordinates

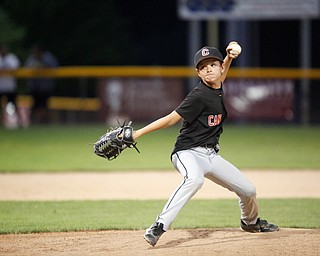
[1,228,319,256]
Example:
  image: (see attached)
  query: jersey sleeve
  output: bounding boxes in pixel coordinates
[175,92,204,123]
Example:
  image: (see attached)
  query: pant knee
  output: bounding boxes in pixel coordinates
[243,184,256,197]
[186,176,204,191]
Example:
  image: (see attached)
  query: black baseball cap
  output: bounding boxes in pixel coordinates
[194,46,224,68]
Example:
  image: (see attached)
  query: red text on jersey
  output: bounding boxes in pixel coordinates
[208,114,222,126]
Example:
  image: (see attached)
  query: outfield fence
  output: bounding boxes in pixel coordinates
[1,67,320,125]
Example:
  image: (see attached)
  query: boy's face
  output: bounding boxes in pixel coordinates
[196,59,224,88]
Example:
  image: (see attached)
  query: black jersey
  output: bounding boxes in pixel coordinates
[172,81,227,156]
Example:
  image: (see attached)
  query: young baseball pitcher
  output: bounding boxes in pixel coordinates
[133,42,279,247]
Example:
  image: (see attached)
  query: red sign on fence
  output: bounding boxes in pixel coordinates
[224,79,294,122]
[98,78,185,124]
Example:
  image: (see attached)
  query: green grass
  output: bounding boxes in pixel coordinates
[220,125,320,169]
[1,124,319,235]
[0,124,177,172]
[0,199,319,234]
[0,124,320,172]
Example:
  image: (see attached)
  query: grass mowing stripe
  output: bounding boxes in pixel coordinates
[0,199,319,234]
[220,125,320,169]
[1,124,320,172]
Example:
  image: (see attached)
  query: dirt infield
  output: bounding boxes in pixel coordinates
[1,228,319,256]
[1,170,320,200]
[0,170,319,256]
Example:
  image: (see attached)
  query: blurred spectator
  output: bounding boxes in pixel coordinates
[0,44,21,129]
[25,45,59,124]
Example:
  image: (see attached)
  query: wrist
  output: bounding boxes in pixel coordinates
[133,130,142,140]
[226,54,234,61]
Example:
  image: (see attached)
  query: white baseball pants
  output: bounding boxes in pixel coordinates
[155,147,259,231]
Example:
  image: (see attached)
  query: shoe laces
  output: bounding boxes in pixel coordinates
[257,218,269,226]
[150,223,164,236]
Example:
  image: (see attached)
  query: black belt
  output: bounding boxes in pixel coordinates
[203,143,220,153]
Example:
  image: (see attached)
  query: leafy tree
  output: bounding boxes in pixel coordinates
[2,0,137,65]
[1,0,187,66]
[0,7,26,58]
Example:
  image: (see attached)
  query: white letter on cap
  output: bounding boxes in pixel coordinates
[202,48,209,56]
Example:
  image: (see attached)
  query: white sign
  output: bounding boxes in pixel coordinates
[178,0,320,20]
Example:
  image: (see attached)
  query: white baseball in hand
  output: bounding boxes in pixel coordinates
[228,42,242,56]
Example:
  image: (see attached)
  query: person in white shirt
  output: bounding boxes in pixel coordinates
[0,44,20,128]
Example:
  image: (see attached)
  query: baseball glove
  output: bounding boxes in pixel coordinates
[93,120,139,160]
